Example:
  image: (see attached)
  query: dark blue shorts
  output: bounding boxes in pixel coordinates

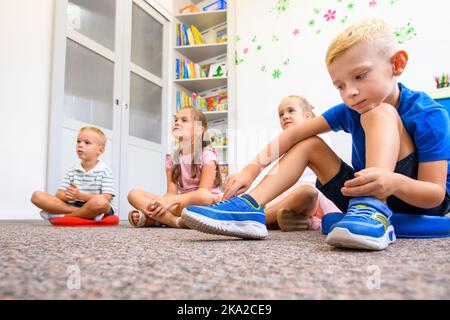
[316,152,450,216]
[69,201,115,216]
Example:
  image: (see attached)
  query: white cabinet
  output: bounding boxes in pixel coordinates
[171,0,236,182]
[48,0,171,218]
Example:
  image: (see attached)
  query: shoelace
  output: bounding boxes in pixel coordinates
[211,199,232,208]
[345,205,374,221]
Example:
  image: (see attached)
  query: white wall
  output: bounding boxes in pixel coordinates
[0,0,174,220]
[0,0,55,219]
[234,0,450,177]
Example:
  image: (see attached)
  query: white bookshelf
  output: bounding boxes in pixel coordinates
[175,9,227,30]
[174,76,227,92]
[175,42,227,62]
[172,0,235,181]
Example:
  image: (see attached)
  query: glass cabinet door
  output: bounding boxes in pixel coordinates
[63,0,117,129]
[129,2,164,144]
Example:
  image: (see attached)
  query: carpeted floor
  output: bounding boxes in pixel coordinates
[0,220,449,300]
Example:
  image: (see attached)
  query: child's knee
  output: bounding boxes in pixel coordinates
[294,185,319,203]
[31,191,44,205]
[361,103,398,124]
[127,188,142,201]
[88,196,110,213]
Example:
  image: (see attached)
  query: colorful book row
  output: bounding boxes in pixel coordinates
[176,23,204,46]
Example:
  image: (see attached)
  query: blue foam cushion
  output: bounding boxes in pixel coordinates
[322,212,450,238]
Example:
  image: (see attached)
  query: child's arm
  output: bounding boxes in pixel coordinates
[342,160,447,208]
[65,184,112,202]
[55,189,73,202]
[165,169,178,195]
[223,116,332,199]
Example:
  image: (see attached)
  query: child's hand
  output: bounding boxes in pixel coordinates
[65,184,80,201]
[341,168,397,199]
[222,172,253,200]
[144,196,179,217]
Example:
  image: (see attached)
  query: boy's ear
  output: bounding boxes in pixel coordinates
[304,112,314,119]
[98,144,105,155]
[391,50,408,76]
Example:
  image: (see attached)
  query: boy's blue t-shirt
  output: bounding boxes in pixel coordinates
[322,82,450,192]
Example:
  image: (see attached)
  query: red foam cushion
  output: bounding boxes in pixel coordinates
[50,215,119,227]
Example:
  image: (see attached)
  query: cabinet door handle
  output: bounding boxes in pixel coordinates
[115,99,120,106]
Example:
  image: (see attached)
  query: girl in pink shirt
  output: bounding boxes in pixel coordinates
[128,107,222,228]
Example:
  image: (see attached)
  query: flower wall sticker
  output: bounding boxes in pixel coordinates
[394,21,417,44]
[272,69,282,79]
[324,9,337,21]
[273,0,290,15]
[235,0,409,81]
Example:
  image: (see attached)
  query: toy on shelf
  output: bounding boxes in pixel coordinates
[434,73,449,89]
[208,118,228,147]
[179,4,200,14]
[203,0,227,11]
[209,63,227,78]
[219,164,229,181]
[205,90,227,111]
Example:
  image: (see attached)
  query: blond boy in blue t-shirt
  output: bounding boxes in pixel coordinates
[182,19,450,250]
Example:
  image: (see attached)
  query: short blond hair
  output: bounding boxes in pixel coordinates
[79,126,107,146]
[326,19,397,66]
[286,95,316,117]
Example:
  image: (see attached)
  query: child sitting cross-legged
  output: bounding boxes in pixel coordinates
[31,126,116,221]
[127,106,222,228]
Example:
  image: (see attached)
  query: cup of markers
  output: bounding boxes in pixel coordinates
[434,73,449,89]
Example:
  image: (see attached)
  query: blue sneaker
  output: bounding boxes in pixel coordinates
[182,194,268,239]
[326,197,396,250]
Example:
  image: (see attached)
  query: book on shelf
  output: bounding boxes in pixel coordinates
[175,58,208,80]
[176,23,204,46]
[176,90,207,111]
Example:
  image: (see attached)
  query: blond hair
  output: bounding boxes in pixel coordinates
[326,19,397,66]
[79,126,107,146]
[286,95,316,117]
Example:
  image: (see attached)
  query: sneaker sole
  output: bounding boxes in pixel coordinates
[277,209,309,232]
[182,209,268,239]
[326,225,396,250]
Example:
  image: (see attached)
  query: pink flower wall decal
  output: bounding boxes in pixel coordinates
[369,1,377,7]
[324,9,336,21]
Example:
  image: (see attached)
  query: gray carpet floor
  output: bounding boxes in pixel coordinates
[0,220,449,300]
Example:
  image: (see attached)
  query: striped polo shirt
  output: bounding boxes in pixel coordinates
[59,161,115,206]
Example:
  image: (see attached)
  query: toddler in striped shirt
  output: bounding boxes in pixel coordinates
[31,126,116,221]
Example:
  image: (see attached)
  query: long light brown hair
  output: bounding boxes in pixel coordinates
[171,107,222,188]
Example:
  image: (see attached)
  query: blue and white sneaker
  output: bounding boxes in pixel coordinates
[326,197,396,250]
[182,194,268,239]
